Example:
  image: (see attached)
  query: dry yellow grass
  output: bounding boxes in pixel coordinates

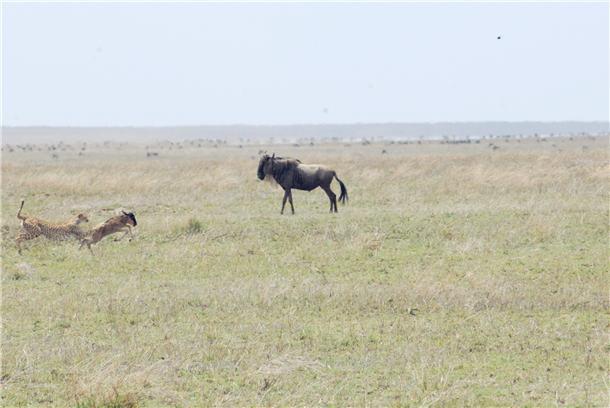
[1,136,608,406]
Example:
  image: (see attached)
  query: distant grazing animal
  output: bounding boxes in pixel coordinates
[15,200,89,254]
[257,153,348,214]
[80,211,137,254]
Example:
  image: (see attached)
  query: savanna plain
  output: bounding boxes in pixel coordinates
[1,136,608,407]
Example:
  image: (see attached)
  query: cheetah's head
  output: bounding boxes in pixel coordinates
[75,213,89,224]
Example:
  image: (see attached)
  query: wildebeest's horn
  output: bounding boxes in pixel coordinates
[122,210,128,215]
[271,153,275,159]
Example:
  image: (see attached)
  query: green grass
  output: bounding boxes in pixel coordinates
[1,137,608,406]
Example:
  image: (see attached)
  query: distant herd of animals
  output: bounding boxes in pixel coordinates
[14,154,348,255]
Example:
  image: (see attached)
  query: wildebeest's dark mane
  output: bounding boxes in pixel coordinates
[269,158,300,184]
[268,155,301,163]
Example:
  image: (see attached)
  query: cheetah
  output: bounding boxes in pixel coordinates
[80,211,137,255]
[15,200,90,254]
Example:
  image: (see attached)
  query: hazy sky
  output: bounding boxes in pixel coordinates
[3,2,608,126]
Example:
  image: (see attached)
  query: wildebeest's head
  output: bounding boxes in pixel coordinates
[122,211,138,226]
[257,153,275,180]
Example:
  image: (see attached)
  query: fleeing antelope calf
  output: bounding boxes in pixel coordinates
[80,211,137,255]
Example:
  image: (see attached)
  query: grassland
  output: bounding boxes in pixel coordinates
[1,136,608,407]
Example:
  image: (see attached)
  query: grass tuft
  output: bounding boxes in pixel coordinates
[75,388,140,408]
[185,218,204,234]
[178,217,205,235]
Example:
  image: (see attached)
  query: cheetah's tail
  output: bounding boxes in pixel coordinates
[17,200,26,220]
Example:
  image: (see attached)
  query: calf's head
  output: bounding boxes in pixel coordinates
[121,211,137,227]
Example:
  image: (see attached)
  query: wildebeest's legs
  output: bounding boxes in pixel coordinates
[322,186,338,213]
[281,189,289,214]
[333,192,338,212]
[288,190,295,214]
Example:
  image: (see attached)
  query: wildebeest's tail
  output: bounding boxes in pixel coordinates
[334,174,348,204]
[17,200,26,220]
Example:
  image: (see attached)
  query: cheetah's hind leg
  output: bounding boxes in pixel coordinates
[16,231,39,255]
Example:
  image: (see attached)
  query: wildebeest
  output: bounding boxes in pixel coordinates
[257,153,348,214]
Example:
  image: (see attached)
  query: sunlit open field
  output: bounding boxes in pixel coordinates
[1,136,608,407]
